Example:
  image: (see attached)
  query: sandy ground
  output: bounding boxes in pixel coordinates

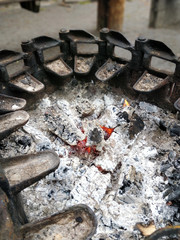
[0,0,180,54]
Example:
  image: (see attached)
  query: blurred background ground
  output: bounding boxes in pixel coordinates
[0,0,180,55]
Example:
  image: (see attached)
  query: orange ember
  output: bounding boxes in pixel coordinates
[166,201,173,206]
[86,146,91,154]
[100,125,115,140]
[123,99,130,108]
[71,137,99,156]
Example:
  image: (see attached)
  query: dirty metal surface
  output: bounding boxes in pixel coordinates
[0,150,60,194]
[0,94,26,114]
[0,110,29,141]
[0,28,180,240]
[21,204,97,240]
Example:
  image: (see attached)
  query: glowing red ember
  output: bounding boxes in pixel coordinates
[100,125,115,140]
[71,136,99,157]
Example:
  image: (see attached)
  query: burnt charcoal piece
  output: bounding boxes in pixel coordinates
[117,111,129,123]
[45,107,85,146]
[160,154,180,208]
[89,128,102,144]
[160,161,172,173]
[15,135,31,148]
[129,113,144,139]
[168,150,176,162]
[159,120,167,131]
[174,158,180,169]
[154,117,167,131]
[119,179,131,195]
[176,139,180,145]
[163,186,180,202]
[169,124,180,137]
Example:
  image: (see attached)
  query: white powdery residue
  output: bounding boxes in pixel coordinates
[99,105,120,128]
[38,97,51,109]
[57,99,71,116]
[99,195,145,232]
[139,101,159,113]
[127,143,158,174]
[142,173,177,228]
[55,156,85,182]
[114,137,164,227]
[68,166,111,209]
[12,83,179,239]
[57,99,81,127]
[16,116,24,120]
[126,141,173,227]
[95,152,119,172]
[141,146,158,159]
[52,145,67,158]
[92,98,105,118]
[104,94,116,107]
[12,104,19,110]
[95,131,129,172]
[23,123,52,150]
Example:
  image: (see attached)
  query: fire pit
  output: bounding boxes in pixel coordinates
[0,28,180,240]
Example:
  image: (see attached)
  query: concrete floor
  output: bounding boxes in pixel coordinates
[0,0,180,55]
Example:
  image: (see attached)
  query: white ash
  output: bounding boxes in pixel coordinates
[76,98,95,118]
[0,81,180,239]
[12,104,20,110]
[68,165,111,209]
[45,105,85,146]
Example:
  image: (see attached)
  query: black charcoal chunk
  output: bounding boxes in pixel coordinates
[168,151,176,162]
[15,135,31,148]
[160,161,172,173]
[169,124,180,137]
[117,111,129,123]
[129,113,144,139]
[89,128,102,144]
